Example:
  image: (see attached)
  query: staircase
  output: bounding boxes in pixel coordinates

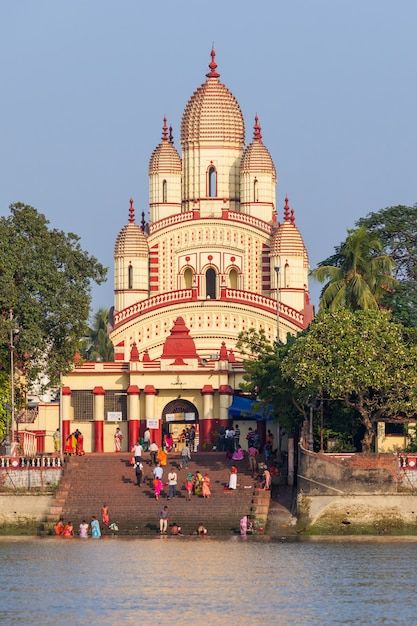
[50,452,256,535]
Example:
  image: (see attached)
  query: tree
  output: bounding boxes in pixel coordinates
[236,329,307,431]
[357,204,417,326]
[311,226,396,311]
[0,203,107,388]
[80,308,114,362]
[282,310,417,451]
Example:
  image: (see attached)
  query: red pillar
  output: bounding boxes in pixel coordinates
[200,384,214,448]
[93,386,105,453]
[127,385,140,450]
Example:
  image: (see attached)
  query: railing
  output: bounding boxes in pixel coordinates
[149,211,194,233]
[226,211,272,234]
[221,288,304,325]
[114,288,196,326]
[0,455,63,469]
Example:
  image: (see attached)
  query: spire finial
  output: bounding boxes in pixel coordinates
[284,195,290,222]
[141,211,146,231]
[169,125,174,144]
[290,207,295,224]
[162,116,169,141]
[206,46,220,79]
[128,197,135,223]
[253,114,262,142]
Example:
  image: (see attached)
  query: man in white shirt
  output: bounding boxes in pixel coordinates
[133,441,143,463]
[144,428,151,450]
[167,468,177,499]
[153,463,163,481]
[149,441,158,465]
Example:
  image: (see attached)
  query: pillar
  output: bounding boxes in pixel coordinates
[92,386,105,453]
[144,385,159,446]
[200,385,214,447]
[127,385,140,450]
[61,386,71,453]
[219,384,233,430]
[257,420,266,446]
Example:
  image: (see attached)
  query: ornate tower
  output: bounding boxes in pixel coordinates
[149,117,181,222]
[114,199,149,312]
[270,197,309,311]
[180,48,245,216]
[240,115,277,222]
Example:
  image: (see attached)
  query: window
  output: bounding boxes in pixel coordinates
[385,423,405,436]
[208,167,217,197]
[184,267,193,289]
[229,268,238,289]
[104,391,127,421]
[284,263,289,287]
[162,179,167,203]
[128,264,133,289]
[206,268,217,299]
[253,178,258,202]
[71,391,94,421]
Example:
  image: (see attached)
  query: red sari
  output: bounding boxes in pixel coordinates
[76,434,85,456]
[64,434,76,455]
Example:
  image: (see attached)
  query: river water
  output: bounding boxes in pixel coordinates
[0,536,416,625]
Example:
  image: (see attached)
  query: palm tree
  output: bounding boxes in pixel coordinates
[312,227,396,311]
[80,308,114,362]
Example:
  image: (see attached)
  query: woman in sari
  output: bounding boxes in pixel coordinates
[64,433,76,455]
[164,433,174,452]
[101,504,110,526]
[194,471,203,497]
[202,473,211,499]
[53,518,64,536]
[90,516,101,538]
[79,520,89,538]
[153,477,163,500]
[228,466,238,490]
[62,521,74,537]
[114,427,123,452]
[185,472,193,501]
[76,431,85,456]
[157,447,168,467]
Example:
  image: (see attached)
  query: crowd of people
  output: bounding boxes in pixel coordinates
[53,503,118,538]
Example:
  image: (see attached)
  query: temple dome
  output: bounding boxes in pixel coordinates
[181,49,245,145]
[149,118,181,175]
[114,200,149,258]
[270,198,308,264]
[241,115,276,179]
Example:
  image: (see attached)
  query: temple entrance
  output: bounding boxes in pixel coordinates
[162,399,199,450]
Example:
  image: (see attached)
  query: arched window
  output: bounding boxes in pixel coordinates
[284,262,289,287]
[128,264,133,289]
[162,180,167,203]
[229,268,238,289]
[206,268,217,299]
[253,178,258,202]
[184,267,193,289]
[208,167,217,198]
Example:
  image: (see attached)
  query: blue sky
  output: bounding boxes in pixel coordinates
[1,0,416,311]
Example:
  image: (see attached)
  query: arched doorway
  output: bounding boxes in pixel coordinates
[162,399,200,450]
[206,267,217,299]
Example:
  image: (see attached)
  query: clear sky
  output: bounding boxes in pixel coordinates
[1,0,416,311]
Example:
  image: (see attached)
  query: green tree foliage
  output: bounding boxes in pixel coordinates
[282,310,417,451]
[236,329,307,431]
[311,226,396,311]
[357,204,417,326]
[0,203,107,387]
[80,308,114,362]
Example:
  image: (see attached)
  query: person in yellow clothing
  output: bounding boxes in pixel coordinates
[157,447,168,467]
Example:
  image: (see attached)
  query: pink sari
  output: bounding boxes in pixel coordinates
[153,478,162,499]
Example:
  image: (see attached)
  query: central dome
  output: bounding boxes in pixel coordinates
[181,49,245,146]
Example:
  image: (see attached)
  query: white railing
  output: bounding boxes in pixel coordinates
[227,211,272,234]
[0,455,62,469]
[222,288,304,324]
[149,211,194,233]
[114,288,196,326]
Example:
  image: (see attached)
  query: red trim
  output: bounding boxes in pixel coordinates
[200,419,213,446]
[62,420,70,452]
[219,385,233,395]
[62,386,71,396]
[128,420,140,449]
[201,384,214,395]
[31,430,46,454]
[94,420,104,453]
[144,385,157,395]
[92,386,105,395]
[127,385,141,395]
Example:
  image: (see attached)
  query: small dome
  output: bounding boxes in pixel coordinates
[149,117,181,175]
[181,49,245,145]
[114,199,149,258]
[241,116,276,179]
[270,198,308,265]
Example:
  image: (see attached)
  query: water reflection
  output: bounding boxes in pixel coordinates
[0,537,416,625]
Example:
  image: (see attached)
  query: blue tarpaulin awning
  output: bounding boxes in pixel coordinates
[228,395,272,421]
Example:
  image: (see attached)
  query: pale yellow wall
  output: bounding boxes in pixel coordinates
[149,172,182,222]
[115,256,149,311]
[376,421,410,453]
[240,171,276,222]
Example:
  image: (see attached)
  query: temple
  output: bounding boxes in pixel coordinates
[23,50,313,453]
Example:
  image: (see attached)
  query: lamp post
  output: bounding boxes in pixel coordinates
[274,266,280,343]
